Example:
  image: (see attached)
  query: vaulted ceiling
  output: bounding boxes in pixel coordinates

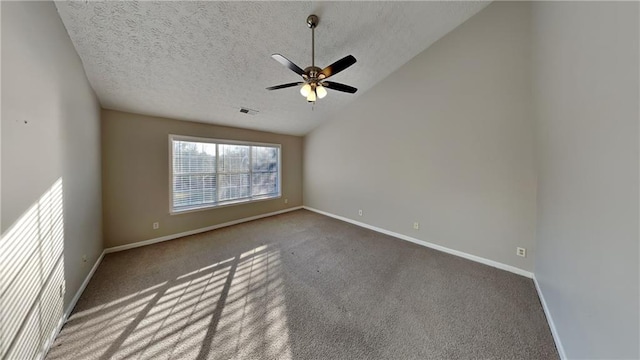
[55,1,490,136]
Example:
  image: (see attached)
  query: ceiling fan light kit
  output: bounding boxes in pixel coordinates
[267,14,358,104]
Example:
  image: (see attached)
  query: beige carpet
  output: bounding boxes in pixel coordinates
[47,209,557,359]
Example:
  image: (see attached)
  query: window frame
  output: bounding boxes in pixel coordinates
[168,134,282,215]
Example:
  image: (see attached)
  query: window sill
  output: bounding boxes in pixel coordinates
[170,194,281,215]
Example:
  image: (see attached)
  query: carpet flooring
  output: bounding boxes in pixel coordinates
[46,209,558,360]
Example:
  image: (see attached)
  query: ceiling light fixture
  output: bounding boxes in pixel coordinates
[306,86,317,102]
[300,83,311,97]
[316,84,327,99]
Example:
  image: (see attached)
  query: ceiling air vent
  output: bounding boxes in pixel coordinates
[239,107,258,115]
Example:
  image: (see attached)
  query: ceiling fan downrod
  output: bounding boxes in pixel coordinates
[303,14,322,102]
[308,14,317,76]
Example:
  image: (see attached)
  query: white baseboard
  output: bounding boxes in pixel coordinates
[303,206,533,279]
[41,250,105,360]
[64,251,105,319]
[533,275,567,360]
[105,206,303,254]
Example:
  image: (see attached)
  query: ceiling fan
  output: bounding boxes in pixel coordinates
[267,14,358,103]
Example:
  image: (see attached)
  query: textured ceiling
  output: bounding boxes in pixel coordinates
[55,1,490,136]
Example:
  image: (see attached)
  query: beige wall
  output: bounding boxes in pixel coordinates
[304,2,536,272]
[101,110,303,248]
[1,2,102,358]
[532,2,639,358]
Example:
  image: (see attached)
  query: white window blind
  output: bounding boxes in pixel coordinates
[170,135,281,213]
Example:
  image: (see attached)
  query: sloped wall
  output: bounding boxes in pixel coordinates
[1,2,102,358]
[304,2,536,272]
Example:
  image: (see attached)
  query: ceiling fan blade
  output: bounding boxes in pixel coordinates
[271,54,305,76]
[320,55,356,79]
[323,81,358,94]
[266,82,304,90]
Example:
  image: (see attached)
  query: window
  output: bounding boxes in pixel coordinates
[169,135,281,213]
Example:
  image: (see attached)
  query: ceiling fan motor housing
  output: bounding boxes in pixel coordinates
[303,66,323,80]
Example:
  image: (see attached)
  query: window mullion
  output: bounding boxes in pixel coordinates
[249,146,253,198]
[216,143,219,204]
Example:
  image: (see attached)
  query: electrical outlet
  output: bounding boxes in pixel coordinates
[358,209,363,216]
[413,222,420,230]
[516,247,526,257]
[153,222,159,230]
[82,254,87,263]
[284,198,288,204]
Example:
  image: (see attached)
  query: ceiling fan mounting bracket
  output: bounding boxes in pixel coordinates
[307,15,318,29]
